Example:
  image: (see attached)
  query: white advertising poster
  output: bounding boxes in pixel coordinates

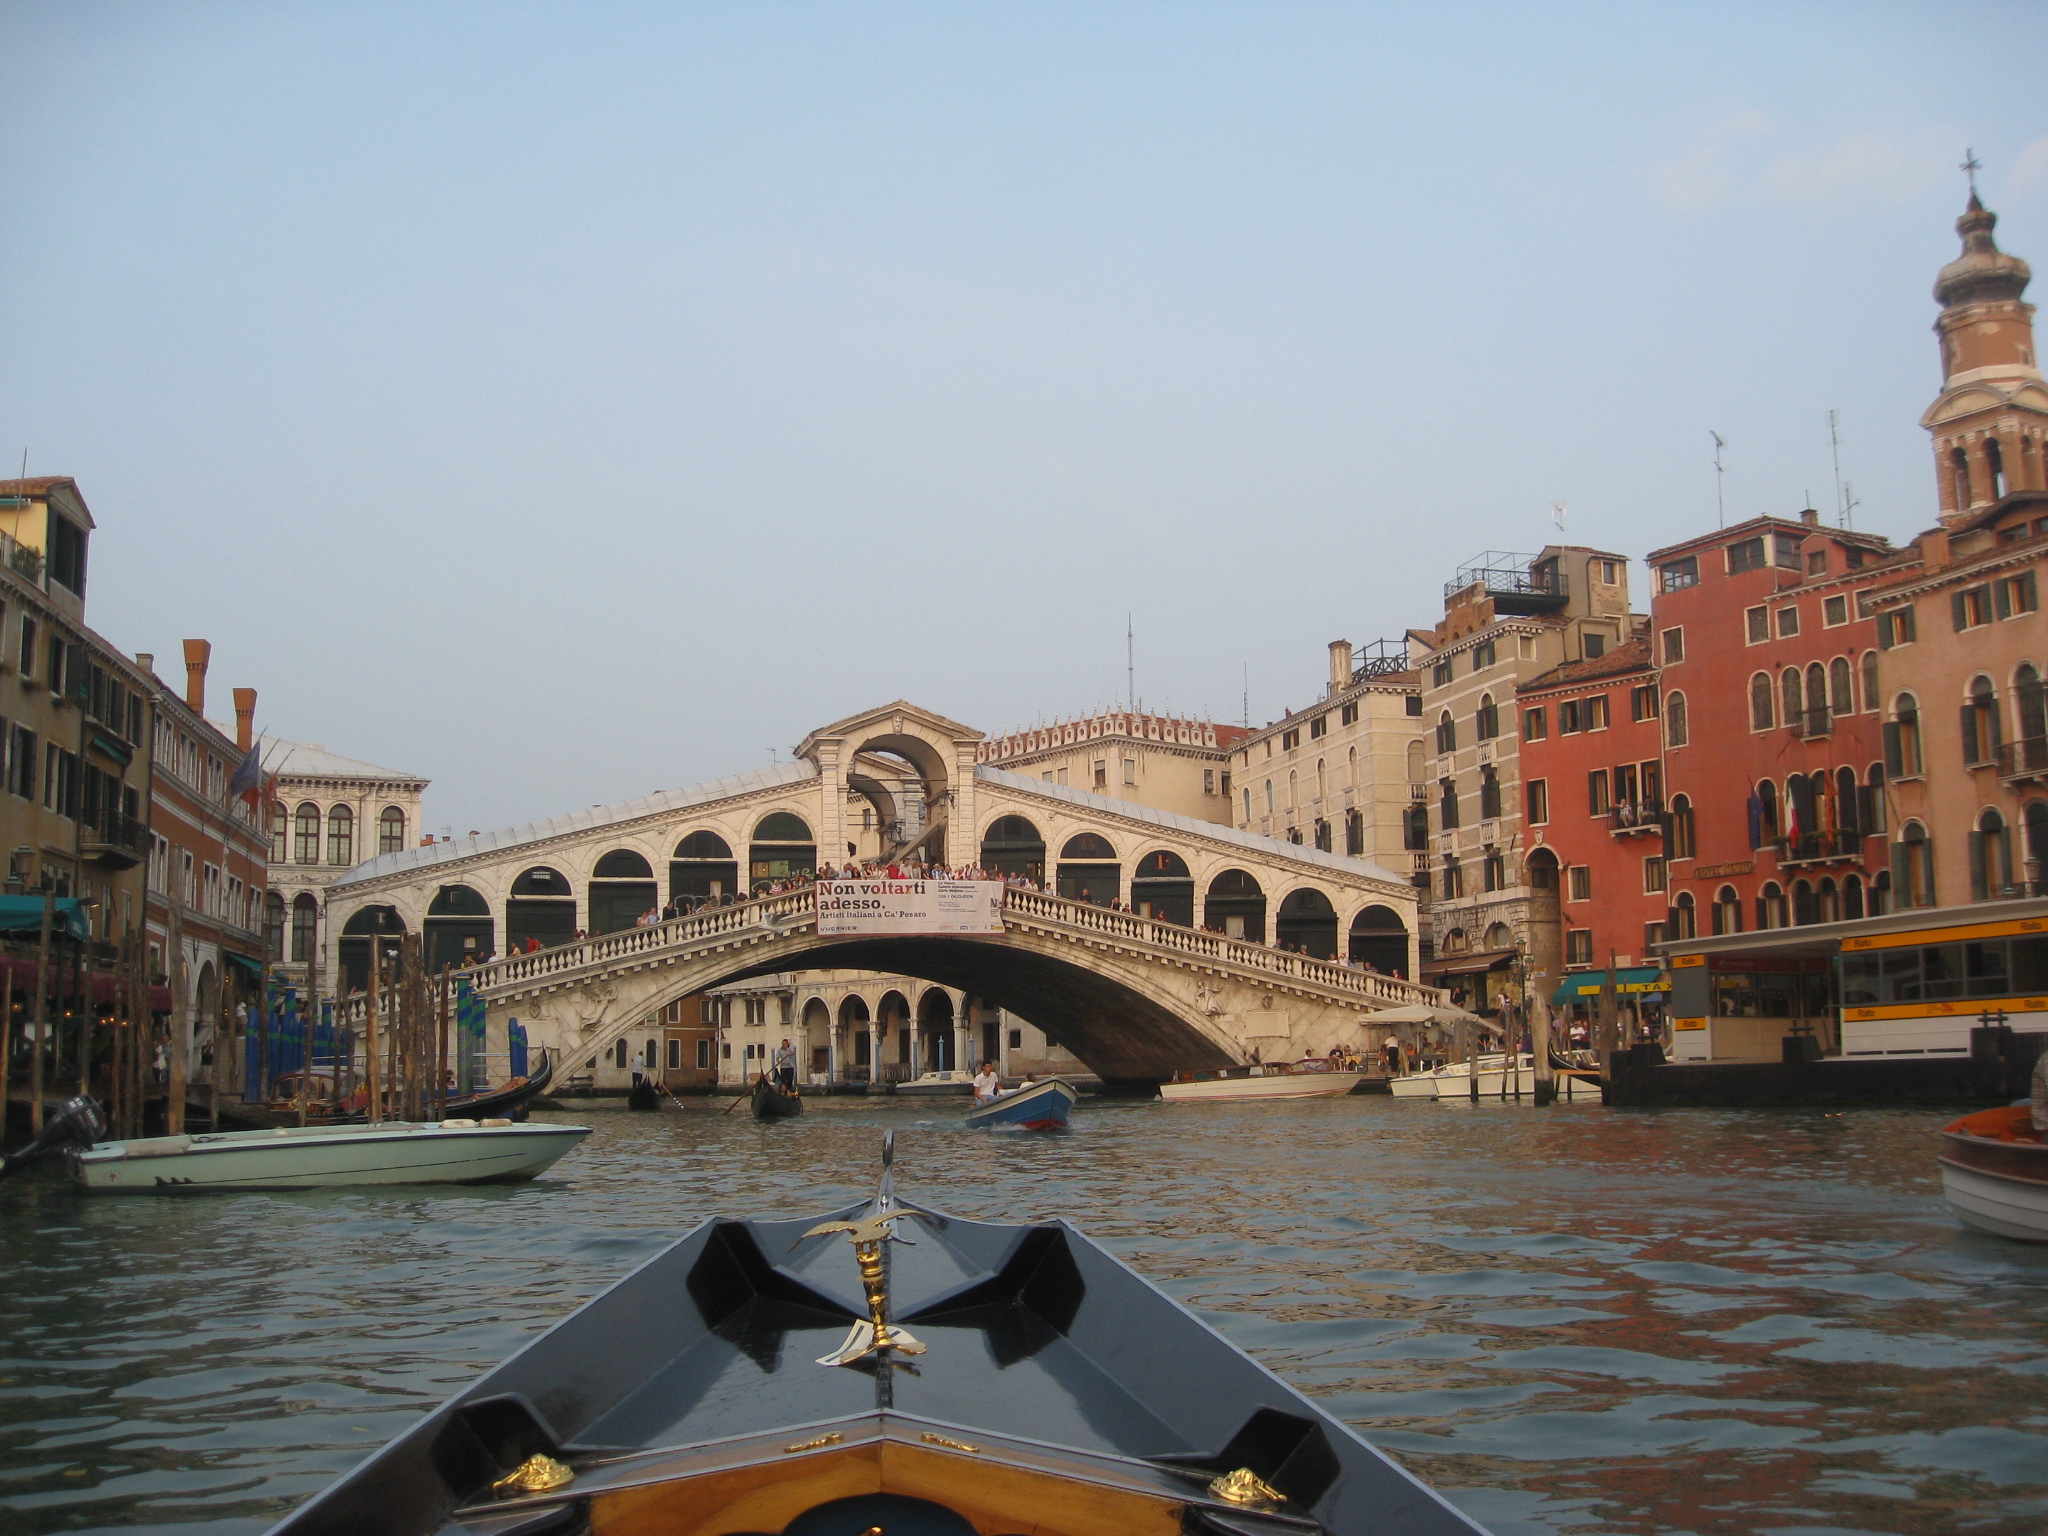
[815,879,1006,936]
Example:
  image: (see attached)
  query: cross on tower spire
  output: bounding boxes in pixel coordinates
[1961,147,1982,197]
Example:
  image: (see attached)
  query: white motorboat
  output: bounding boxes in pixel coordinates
[892,1070,975,1097]
[69,1118,591,1194]
[1391,1053,1601,1101]
[1159,1063,1367,1101]
[1938,1104,2048,1242]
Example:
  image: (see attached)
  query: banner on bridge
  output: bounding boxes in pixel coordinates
[815,879,1004,936]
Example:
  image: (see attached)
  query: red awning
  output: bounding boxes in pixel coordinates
[0,953,171,1012]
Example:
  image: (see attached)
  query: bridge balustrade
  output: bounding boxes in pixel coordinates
[451,882,1441,1011]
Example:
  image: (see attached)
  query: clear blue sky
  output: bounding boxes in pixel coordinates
[4,3,2044,834]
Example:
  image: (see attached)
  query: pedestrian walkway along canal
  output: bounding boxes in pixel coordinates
[1,1099,2043,1535]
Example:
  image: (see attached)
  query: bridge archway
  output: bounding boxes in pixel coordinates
[671,832,738,906]
[1131,850,1194,926]
[1275,888,1338,958]
[507,866,576,951]
[425,883,493,972]
[339,905,406,993]
[838,993,873,1074]
[749,813,816,891]
[980,815,1046,883]
[1348,903,1409,977]
[590,850,657,934]
[1204,869,1266,942]
[1056,833,1119,906]
[800,996,831,1076]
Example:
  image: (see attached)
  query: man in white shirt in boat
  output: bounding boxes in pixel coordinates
[972,1062,1002,1104]
[773,1039,796,1092]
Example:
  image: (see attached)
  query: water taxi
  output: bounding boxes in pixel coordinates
[1160,1062,1368,1101]
[1939,1103,2048,1241]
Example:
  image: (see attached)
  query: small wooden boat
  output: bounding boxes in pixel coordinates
[446,1049,555,1121]
[68,1118,591,1193]
[964,1077,1077,1129]
[1939,1103,2048,1241]
[1160,1062,1367,1102]
[267,1132,1493,1536]
[751,1074,803,1121]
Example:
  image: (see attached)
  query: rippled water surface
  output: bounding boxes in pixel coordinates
[2,1098,2045,1535]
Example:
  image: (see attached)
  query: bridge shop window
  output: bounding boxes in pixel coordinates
[979,815,1046,884]
[748,812,816,891]
[671,831,738,904]
[1348,904,1408,974]
[1056,833,1119,906]
[507,865,577,950]
[1131,849,1194,924]
[589,849,659,933]
[1204,868,1265,942]
[338,904,405,994]
[1275,888,1338,959]
[426,883,493,970]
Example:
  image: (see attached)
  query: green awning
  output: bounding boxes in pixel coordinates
[1552,966,1667,1006]
[225,951,265,985]
[0,895,91,943]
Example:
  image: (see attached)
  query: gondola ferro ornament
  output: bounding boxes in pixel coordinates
[799,1207,928,1365]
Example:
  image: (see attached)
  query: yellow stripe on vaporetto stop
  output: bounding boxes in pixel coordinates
[1841,996,2048,1021]
[1840,916,2048,953]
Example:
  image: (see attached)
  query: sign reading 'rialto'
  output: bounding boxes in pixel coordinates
[815,880,1005,937]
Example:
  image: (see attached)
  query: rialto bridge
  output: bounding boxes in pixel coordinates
[323,702,1437,1089]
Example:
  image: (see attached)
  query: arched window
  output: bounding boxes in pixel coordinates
[1287,769,1298,809]
[1264,780,1274,814]
[1872,868,1894,915]
[671,832,739,905]
[264,890,286,960]
[1750,673,1775,731]
[1888,693,1922,776]
[1476,694,1498,740]
[1781,667,1804,727]
[1669,793,1695,859]
[1971,808,2014,901]
[1712,884,1741,936]
[1204,868,1266,942]
[2016,663,2047,752]
[1665,692,1688,748]
[1952,445,1972,508]
[1673,891,1697,940]
[1861,650,1879,713]
[1404,804,1428,850]
[1439,776,1460,828]
[1405,740,1426,782]
[290,892,318,963]
[1131,849,1194,925]
[1056,833,1119,905]
[2026,800,2048,896]
[979,816,1046,882]
[378,806,406,856]
[1316,758,1326,800]
[1347,745,1358,787]
[1757,881,1787,930]
[1829,657,1854,718]
[1961,675,2002,766]
[1478,765,1502,820]
[1791,878,1819,926]
[1436,711,1456,755]
[1804,663,1827,733]
[748,814,815,890]
[1842,874,1865,920]
[327,804,353,866]
[294,802,320,865]
[1817,877,1839,924]
[1899,820,1935,908]
[1988,434,2008,498]
[1835,766,1860,834]
[1756,779,1780,844]
[1865,763,1888,834]
[269,802,288,863]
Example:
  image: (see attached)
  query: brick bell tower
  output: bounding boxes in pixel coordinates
[1921,187,2048,521]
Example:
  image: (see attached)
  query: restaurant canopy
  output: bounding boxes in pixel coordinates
[0,895,91,944]
[1551,966,1666,1006]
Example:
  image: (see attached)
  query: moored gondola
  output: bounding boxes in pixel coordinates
[267,1133,1492,1536]
[751,1073,803,1121]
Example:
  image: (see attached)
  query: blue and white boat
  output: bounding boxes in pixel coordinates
[963,1077,1076,1130]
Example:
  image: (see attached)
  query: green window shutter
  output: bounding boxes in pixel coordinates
[1883,721,1903,777]
[1952,590,1969,631]
[1961,704,1980,765]
[1995,578,2013,621]
[1877,613,1893,649]
[1969,830,1988,902]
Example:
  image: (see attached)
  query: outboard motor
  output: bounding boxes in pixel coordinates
[0,1095,108,1179]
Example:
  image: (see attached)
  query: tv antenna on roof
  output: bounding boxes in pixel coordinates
[1550,500,1568,536]
[1711,431,1727,527]
[1829,410,1855,530]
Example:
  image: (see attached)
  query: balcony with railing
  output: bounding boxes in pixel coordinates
[1998,734,2048,785]
[1608,799,1664,837]
[1777,830,1866,868]
[1444,551,1570,614]
[1792,705,1831,740]
[82,809,149,869]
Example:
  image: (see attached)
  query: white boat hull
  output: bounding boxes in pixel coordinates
[1940,1159,2048,1242]
[69,1121,591,1194]
[1390,1056,1602,1102]
[1160,1070,1366,1102]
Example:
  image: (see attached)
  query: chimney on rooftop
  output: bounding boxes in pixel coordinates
[182,640,210,715]
[232,687,256,752]
[1329,640,1353,694]
[1800,507,1820,526]
[134,652,153,674]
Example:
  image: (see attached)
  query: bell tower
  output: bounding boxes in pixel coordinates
[1921,187,2048,520]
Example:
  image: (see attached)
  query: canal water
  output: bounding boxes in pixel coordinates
[1,1098,2043,1536]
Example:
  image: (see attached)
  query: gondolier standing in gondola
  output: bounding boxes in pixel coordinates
[773,1038,796,1091]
